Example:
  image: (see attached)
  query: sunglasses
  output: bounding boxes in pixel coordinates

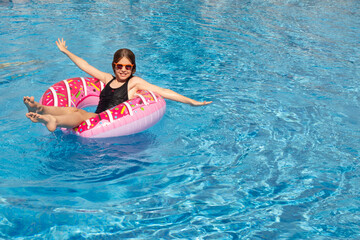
[114,62,134,70]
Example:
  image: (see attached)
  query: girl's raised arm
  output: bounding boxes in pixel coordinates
[56,38,113,84]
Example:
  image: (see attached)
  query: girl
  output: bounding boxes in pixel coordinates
[24,38,212,132]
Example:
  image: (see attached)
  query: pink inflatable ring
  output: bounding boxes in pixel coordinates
[40,77,166,138]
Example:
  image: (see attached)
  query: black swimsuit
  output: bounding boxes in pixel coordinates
[95,77,129,114]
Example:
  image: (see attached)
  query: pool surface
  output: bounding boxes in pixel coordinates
[0,0,359,239]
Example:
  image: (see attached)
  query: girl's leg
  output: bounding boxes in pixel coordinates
[24,96,79,116]
[26,110,97,132]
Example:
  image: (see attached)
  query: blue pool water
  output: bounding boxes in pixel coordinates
[1,0,359,239]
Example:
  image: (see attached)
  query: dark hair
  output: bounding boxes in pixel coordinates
[112,49,136,75]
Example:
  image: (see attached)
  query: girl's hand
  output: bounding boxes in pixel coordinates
[191,100,213,106]
[56,38,68,53]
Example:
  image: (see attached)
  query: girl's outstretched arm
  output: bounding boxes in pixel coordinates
[56,38,113,84]
[131,77,212,106]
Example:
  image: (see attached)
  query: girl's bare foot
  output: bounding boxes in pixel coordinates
[23,96,42,113]
[26,112,57,132]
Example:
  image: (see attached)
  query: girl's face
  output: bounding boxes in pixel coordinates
[114,57,134,81]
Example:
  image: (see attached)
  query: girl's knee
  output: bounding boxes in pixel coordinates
[76,109,89,114]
